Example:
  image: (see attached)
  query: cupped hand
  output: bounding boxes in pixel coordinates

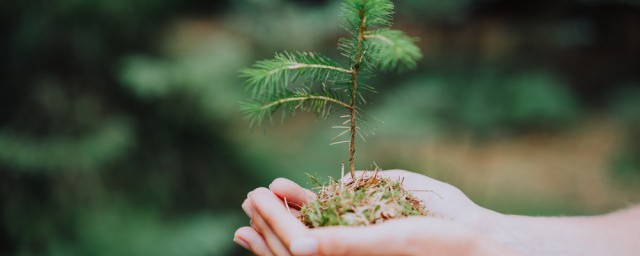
[234,170,516,256]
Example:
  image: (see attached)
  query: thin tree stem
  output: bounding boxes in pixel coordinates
[349,1,367,180]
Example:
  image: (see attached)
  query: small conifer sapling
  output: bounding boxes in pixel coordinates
[241,0,427,227]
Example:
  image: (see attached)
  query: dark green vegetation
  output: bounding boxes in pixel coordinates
[1,0,639,255]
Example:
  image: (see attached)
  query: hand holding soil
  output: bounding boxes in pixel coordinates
[235,170,640,256]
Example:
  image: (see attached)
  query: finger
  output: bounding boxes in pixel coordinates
[252,208,292,256]
[234,226,273,256]
[269,178,316,209]
[247,189,293,255]
[243,199,262,234]
[307,220,418,256]
[242,198,253,218]
[250,188,309,248]
[244,196,301,233]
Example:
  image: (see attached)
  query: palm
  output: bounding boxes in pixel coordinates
[371,170,481,223]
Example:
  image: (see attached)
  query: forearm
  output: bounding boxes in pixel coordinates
[486,206,640,256]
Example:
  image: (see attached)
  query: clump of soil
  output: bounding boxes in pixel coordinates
[300,171,427,228]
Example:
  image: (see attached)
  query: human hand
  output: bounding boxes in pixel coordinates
[234,170,516,255]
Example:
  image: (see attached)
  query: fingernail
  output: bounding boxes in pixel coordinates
[247,191,252,198]
[242,203,253,218]
[233,236,251,251]
[290,237,318,256]
[269,178,286,189]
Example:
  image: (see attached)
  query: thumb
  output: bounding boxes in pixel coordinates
[289,220,416,256]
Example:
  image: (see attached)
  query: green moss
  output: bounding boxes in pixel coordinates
[300,173,427,227]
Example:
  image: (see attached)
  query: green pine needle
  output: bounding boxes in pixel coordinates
[341,0,394,30]
[241,51,352,99]
[241,1,421,128]
[241,86,351,127]
[366,29,422,71]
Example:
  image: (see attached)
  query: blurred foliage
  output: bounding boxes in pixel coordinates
[1,0,639,255]
[373,69,580,138]
[0,118,133,172]
[609,84,640,183]
[120,30,249,120]
[398,0,472,21]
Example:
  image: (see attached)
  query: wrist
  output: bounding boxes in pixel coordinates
[460,209,524,256]
[472,209,532,255]
[470,236,522,256]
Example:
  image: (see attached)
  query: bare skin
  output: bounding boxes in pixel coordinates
[234,170,640,256]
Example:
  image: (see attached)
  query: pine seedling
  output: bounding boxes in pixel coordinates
[242,0,421,178]
[241,0,426,227]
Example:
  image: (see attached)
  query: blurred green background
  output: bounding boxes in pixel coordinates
[1,0,640,255]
